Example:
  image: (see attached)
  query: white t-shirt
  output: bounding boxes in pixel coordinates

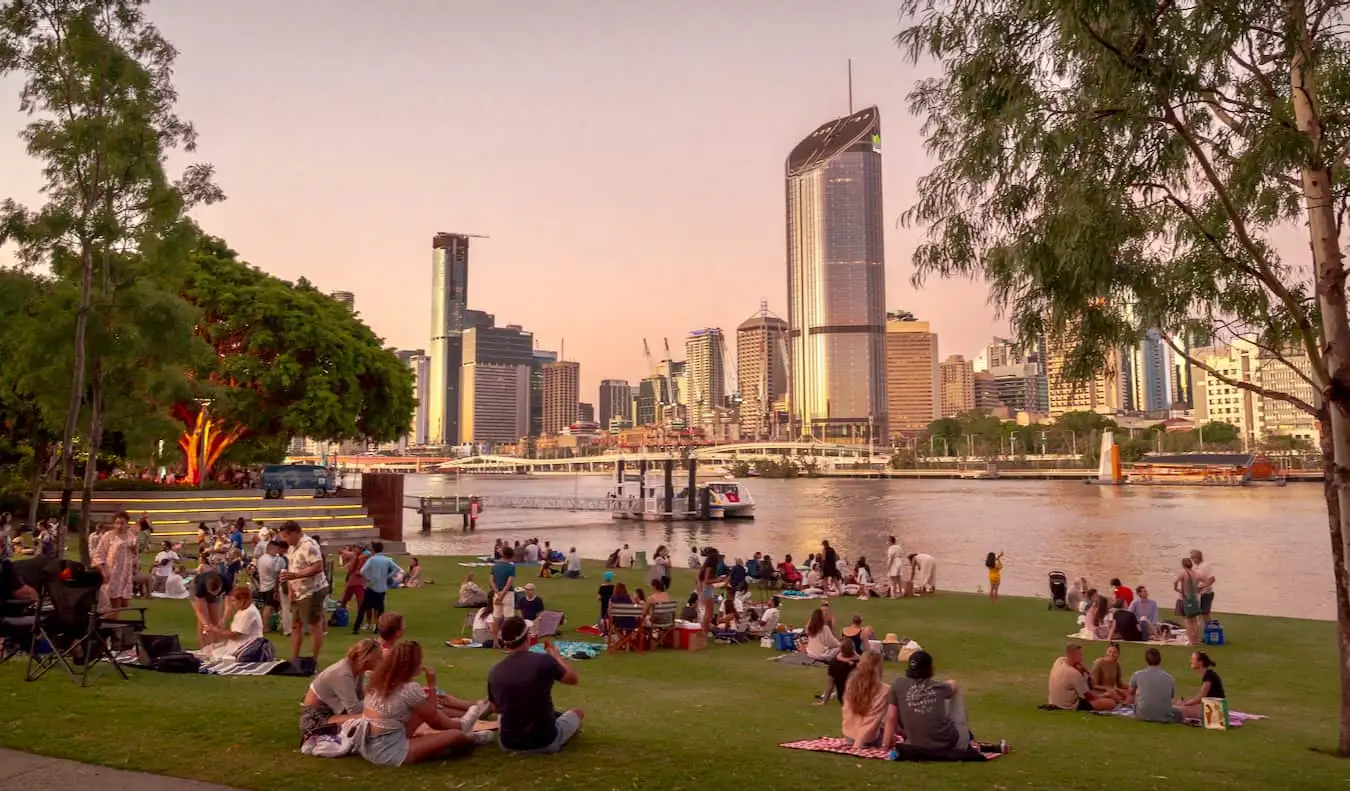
[619,547,634,567]
[257,553,284,592]
[153,550,180,578]
[1194,562,1214,594]
[566,552,582,573]
[523,543,540,563]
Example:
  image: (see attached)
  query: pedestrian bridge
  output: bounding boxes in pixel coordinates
[408,494,618,513]
[432,441,884,473]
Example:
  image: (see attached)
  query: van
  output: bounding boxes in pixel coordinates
[261,464,336,499]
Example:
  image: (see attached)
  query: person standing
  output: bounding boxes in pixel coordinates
[94,511,137,610]
[697,552,722,633]
[909,552,938,594]
[488,617,584,754]
[279,520,328,664]
[1190,549,1216,622]
[338,545,367,612]
[1174,557,1204,646]
[255,539,286,632]
[490,547,517,648]
[353,541,402,634]
[885,535,903,598]
[468,498,480,531]
[985,551,1004,602]
[820,540,842,595]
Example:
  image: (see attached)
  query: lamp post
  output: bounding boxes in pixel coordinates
[194,398,213,488]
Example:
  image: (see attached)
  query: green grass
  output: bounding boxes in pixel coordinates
[0,555,1344,790]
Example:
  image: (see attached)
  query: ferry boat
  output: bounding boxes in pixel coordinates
[693,480,755,518]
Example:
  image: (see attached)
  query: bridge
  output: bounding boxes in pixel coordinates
[408,494,618,514]
[432,441,889,473]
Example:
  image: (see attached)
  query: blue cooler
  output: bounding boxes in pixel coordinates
[773,631,797,652]
[1203,620,1225,646]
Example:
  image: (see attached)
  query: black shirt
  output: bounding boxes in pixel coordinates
[822,547,839,575]
[729,564,747,591]
[0,559,21,599]
[1203,669,1226,699]
[193,570,225,602]
[518,594,546,621]
[827,656,857,703]
[488,650,566,750]
[1111,609,1142,642]
[597,583,615,619]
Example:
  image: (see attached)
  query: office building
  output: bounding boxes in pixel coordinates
[1197,341,1259,446]
[598,379,631,431]
[397,349,430,445]
[427,233,499,446]
[736,309,789,440]
[529,349,558,437]
[459,325,533,445]
[686,328,727,433]
[331,291,355,311]
[972,372,1003,411]
[988,363,1044,413]
[939,355,975,417]
[1044,332,1126,416]
[1133,329,1169,411]
[578,402,595,424]
[1256,349,1321,443]
[636,377,660,427]
[542,361,580,435]
[786,106,888,442]
[884,312,939,434]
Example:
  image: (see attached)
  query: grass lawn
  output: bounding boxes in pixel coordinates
[0,554,1344,790]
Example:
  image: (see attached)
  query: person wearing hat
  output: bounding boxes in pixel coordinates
[488,616,584,754]
[597,571,617,628]
[883,650,977,752]
[880,632,903,662]
[519,583,546,622]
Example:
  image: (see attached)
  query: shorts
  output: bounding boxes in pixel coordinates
[360,726,410,766]
[299,702,335,742]
[493,595,515,619]
[1200,592,1215,613]
[700,587,715,602]
[292,594,325,625]
[255,588,279,609]
[502,710,582,755]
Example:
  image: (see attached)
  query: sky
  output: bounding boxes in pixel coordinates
[0,0,1005,402]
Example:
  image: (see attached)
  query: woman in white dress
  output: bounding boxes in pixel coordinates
[885,535,904,598]
[204,586,264,660]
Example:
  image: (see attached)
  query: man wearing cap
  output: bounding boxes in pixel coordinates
[488,616,585,754]
[884,650,971,752]
[518,583,546,622]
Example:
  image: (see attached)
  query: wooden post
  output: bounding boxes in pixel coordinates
[361,472,405,543]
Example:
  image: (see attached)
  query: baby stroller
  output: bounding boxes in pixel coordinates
[1047,571,1069,610]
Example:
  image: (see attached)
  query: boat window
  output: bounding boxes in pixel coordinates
[707,483,736,494]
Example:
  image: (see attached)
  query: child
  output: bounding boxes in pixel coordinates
[985,551,1004,602]
[680,591,699,622]
[817,639,859,705]
[597,571,616,627]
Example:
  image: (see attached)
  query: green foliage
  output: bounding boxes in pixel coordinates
[181,236,415,445]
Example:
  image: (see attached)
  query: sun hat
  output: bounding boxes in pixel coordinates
[882,633,901,645]
[603,571,615,582]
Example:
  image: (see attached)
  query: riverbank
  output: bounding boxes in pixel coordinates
[0,555,1341,790]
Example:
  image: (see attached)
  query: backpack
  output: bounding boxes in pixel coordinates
[151,652,203,674]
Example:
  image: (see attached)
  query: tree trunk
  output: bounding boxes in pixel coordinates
[56,240,96,558]
[26,442,53,532]
[1290,0,1350,755]
[77,360,104,567]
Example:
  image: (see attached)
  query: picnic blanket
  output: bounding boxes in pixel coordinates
[530,640,604,659]
[770,652,825,667]
[1099,704,1266,728]
[197,658,286,676]
[780,737,1005,762]
[1064,631,1189,647]
[780,590,826,599]
[458,562,495,568]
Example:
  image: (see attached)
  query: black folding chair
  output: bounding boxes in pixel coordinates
[2,557,54,664]
[26,565,130,686]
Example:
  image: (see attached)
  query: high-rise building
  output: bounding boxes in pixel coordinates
[988,363,1044,414]
[736,309,789,440]
[578,402,595,424]
[598,379,632,431]
[1135,329,1169,412]
[542,361,580,435]
[427,233,484,446]
[1256,349,1321,443]
[635,377,660,426]
[786,106,888,442]
[1198,341,1259,445]
[885,313,939,434]
[529,349,558,437]
[939,355,976,417]
[686,328,727,433]
[397,349,430,445]
[459,326,533,446]
[972,372,1004,411]
[1044,332,1126,416]
[331,291,355,311]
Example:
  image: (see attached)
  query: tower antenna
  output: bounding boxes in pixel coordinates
[848,58,854,114]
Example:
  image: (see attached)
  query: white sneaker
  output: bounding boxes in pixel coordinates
[471,729,496,746]
[460,701,488,734]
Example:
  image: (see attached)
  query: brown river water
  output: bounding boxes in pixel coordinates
[401,474,1334,620]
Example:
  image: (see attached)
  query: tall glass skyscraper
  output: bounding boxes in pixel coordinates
[785,106,888,442]
[426,233,491,446]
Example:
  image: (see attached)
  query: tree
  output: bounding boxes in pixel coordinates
[176,236,414,481]
[0,0,221,551]
[898,0,1350,752]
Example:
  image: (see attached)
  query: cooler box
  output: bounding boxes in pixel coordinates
[773,631,798,652]
[674,624,706,651]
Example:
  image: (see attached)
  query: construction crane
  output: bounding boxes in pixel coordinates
[642,338,657,376]
[436,231,491,239]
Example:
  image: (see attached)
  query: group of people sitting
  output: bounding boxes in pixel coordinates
[1078,580,1164,643]
[299,610,585,764]
[1048,642,1227,723]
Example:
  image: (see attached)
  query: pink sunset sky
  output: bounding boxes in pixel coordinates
[0,0,1007,401]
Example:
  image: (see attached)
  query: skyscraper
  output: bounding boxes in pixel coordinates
[427,232,472,446]
[1044,331,1126,416]
[330,291,355,311]
[785,106,888,442]
[598,379,632,431]
[884,312,939,435]
[685,328,726,433]
[1135,329,1169,411]
[736,309,789,440]
[397,349,430,445]
[529,349,558,437]
[939,355,976,417]
[542,361,580,435]
[460,325,534,446]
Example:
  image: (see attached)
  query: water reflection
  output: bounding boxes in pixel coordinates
[402,474,1332,620]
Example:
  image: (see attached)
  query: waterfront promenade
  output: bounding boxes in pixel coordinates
[0,555,1339,790]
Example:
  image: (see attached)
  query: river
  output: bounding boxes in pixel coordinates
[400,474,1333,621]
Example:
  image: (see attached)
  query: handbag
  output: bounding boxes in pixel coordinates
[1177,572,1202,618]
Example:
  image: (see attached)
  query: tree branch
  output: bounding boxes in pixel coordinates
[1162,333,1318,417]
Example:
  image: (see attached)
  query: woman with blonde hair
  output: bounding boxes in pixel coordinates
[301,638,383,742]
[356,641,492,765]
[843,651,890,748]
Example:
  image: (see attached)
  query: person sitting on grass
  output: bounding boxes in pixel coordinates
[840,614,876,653]
[1106,599,1144,643]
[470,606,494,645]
[842,651,890,747]
[1130,647,1181,724]
[202,586,264,660]
[1176,651,1226,721]
[377,611,405,655]
[301,638,383,743]
[715,595,741,630]
[883,650,1004,754]
[817,637,859,705]
[778,555,803,588]
[355,641,492,766]
[518,583,546,622]
[1089,643,1132,704]
[457,573,488,608]
[747,595,781,636]
[565,546,582,578]
[804,606,841,662]
[1048,643,1117,712]
[488,617,585,754]
[402,558,423,587]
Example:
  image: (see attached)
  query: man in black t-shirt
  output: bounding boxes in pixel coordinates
[1107,602,1143,643]
[0,559,37,604]
[487,616,584,754]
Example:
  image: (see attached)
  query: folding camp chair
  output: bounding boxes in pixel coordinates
[644,601,677,649]
[26,566,129,686]
[606,604,645,653]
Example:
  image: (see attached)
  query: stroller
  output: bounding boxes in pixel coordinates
[1047,571,1069,610]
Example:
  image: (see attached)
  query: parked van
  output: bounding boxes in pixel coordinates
[261,464,336,499]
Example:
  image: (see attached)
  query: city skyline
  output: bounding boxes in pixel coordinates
[0,1,1007,400]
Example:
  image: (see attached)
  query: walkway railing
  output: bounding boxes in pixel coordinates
[409,494,621,513]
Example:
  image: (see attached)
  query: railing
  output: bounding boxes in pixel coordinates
[409,495,621,513]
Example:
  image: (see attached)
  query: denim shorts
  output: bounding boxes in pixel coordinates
[360,726,409,766]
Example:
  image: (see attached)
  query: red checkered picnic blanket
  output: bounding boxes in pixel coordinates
[779,737,895,760]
